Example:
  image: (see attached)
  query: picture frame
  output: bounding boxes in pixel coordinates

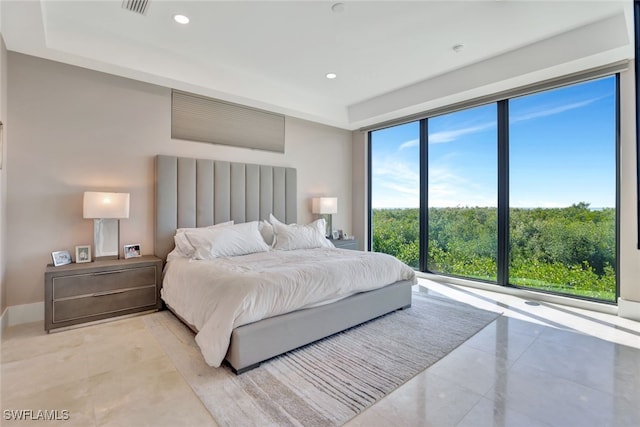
[124,243,141,259]
[75,245,92,263]
[51,250,72,267]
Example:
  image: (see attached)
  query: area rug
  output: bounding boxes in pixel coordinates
[144,292,501,427]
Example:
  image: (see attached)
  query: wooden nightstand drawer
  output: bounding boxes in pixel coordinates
[53,285,157,323]
[44,256,163,332]
[53,266,156,299]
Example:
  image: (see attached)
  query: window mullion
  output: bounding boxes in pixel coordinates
[497,100,510,286]
[419,119,429,272]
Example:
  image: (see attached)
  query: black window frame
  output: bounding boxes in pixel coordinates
[368,74,621,303]
[635,0,640,249]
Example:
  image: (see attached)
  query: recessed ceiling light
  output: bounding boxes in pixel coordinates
[174,14,190,24]
[326,73,337,79]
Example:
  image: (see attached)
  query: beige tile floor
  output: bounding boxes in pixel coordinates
[2,278,639,427]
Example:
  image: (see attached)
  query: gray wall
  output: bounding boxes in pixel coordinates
[6,52,354,308]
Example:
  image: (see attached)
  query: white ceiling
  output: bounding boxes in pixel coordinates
[0,1,634,130]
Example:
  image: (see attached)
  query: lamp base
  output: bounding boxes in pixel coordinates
[94,255,119,261]
[93,219,121,259]
[321,214,333,238]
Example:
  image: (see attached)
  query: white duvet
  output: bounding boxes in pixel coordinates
[161,248,416,367]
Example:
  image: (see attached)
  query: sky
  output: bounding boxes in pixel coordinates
[371,76,617,209]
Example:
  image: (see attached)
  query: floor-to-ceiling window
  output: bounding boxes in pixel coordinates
[509,77,617,300]
[369,75,618,302]
[370,121,420,269]
[427,104,498,281]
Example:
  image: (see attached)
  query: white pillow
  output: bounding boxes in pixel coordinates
[167,221,234,261]
[271,217,334,250]
[258,220,275,246]
[269,213,286,228]
[185,221,270,260]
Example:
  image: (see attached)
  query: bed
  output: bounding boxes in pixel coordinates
[155,155,416,373]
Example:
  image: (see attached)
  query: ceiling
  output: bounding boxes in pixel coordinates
[0,1,634,130]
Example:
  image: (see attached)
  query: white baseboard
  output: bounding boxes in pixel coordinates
[5,301,44,327]
[618,298,640,321]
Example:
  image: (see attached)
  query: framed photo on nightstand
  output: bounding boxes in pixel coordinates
[124,244,141,259]
[51,250,72,267]
[75,245,91,263]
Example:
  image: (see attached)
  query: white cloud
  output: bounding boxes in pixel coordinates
[380,182,419,197]
[425,96,603,145]
[428,121,496,144]
[398,138,419,150]
[373,161,419,183]
[372,161,498,208]
[372,160,420,208]
[428,166,496,207]
[511,97,600,123]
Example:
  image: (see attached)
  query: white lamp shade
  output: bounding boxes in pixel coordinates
[83,192,130,219]
[312,197,338,214]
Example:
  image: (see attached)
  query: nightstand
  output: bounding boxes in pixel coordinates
[331,239,358,250]
[44,256,162,332]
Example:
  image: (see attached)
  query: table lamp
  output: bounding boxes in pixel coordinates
[312,197,338,238]
[83,191,130,260]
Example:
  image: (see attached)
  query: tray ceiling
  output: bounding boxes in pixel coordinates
[0,1,634,130]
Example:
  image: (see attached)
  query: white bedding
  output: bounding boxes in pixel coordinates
[161,248,416,367]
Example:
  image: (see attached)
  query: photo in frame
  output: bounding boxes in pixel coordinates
[124,244,141,259]
[51,250,72,267]
[75,245,91,263]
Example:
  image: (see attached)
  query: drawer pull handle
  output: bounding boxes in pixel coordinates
[92,290,126,297]
[93,271,120,276]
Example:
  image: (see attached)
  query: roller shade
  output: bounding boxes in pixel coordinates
[171,90,285,153]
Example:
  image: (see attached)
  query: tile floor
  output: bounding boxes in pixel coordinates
[1,278,639,427]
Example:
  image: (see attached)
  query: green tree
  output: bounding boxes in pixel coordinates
[372,203,615,301]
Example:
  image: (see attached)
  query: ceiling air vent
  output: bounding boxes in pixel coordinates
[122,0,149,15]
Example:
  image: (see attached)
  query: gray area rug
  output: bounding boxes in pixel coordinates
[144,292,501,427]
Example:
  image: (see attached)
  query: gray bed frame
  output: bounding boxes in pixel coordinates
[155,155,413,374]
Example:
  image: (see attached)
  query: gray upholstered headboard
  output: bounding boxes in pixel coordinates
[155,155,297,261]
